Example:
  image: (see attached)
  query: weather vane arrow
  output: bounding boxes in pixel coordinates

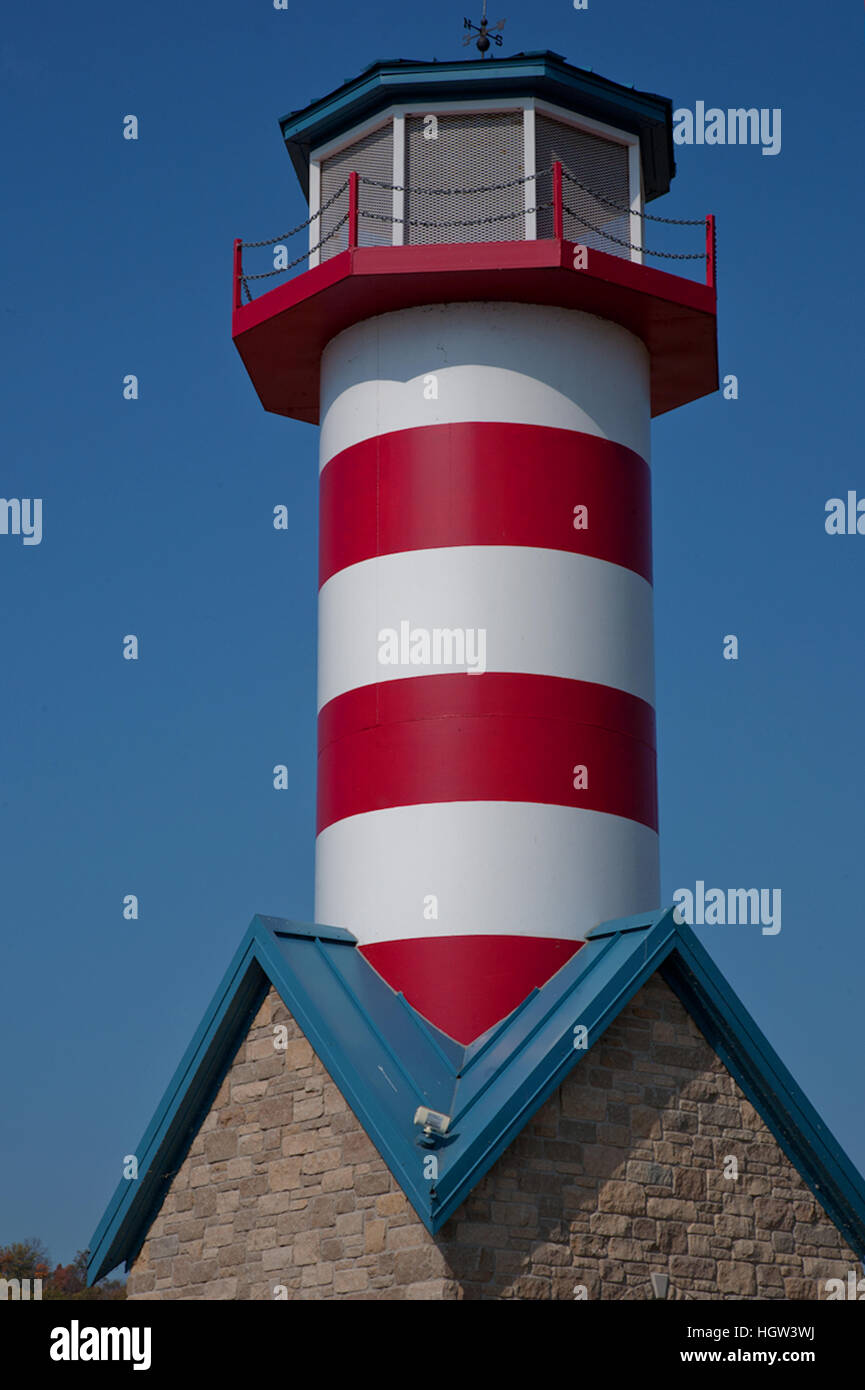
[463,1,506,57]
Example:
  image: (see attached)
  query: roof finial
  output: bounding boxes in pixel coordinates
[463,1,506,58]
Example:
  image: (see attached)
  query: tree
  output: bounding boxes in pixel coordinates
[0,1241,126,1300]
[0,1238,50,1282]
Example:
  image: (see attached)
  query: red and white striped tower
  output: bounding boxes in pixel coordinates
[233,53,718,1044]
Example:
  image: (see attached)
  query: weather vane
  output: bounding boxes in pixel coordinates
[463,1,506,58]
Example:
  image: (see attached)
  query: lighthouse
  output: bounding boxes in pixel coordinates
[89,41,865,1306]
[232,48,718,1045]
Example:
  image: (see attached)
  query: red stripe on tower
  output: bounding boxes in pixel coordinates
[317,675,657,833]
[319,423,653,585]
[362,935,584,1047]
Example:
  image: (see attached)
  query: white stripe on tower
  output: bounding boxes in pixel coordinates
[315,301,658,1044]
[316,804,660,943]
[319,548,655,709]
[319,302,651,465]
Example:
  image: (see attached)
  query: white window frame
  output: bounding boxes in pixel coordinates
[392,114,405,246]
[523,105,537,241]
[629,142,644,265]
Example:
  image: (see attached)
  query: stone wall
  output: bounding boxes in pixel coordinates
[126,974,861,1300]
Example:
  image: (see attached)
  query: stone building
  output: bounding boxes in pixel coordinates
[88,910,865,1299]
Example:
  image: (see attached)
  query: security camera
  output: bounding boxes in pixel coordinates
[413,1106,451,1142]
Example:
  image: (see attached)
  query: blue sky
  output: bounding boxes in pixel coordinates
[1,0,863,1269]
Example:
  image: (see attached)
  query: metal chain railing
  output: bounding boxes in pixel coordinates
[239,213,352,301]
[359,202,553,231]
[241,212,351,285]
[560,166,706,226]
[562,203,706,260]
[240,178,350,249]
[358,170,536,197]
[236,163,709,303]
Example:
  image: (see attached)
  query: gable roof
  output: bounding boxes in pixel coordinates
[87,909,865,1283]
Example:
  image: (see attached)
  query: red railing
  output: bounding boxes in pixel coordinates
[348,171,359,251]
[232,237,243,314]
[552,159,564,241]
[234,162,715,307]
[705,213,716,291]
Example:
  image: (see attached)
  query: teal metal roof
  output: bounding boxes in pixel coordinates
[278,51,675,203]
[87,908,865,1283]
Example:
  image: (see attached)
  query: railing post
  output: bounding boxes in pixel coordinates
[553,160,564,241]
[348,171,359,251]
[705,214,716,290]
[232,238,243,313]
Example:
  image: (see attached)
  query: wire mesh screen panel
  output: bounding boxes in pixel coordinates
[319,121,394,260]
[536,115,632,258]
[405,111,525,244]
